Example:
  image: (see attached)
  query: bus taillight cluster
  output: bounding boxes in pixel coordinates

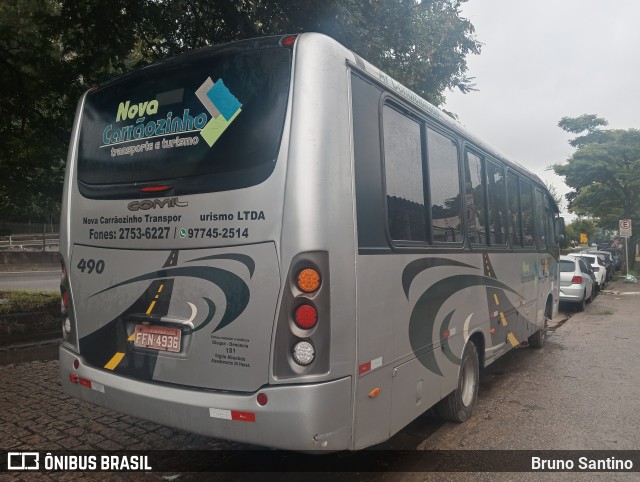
[291,267,322,366]
[60,256,73,338]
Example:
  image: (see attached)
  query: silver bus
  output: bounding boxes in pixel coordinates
[59,33,563,451]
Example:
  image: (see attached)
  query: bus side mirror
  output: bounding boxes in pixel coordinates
[555,217,566,243]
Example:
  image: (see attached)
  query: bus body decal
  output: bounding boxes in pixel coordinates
[407,267,524,376]
[89,265,250,332]
[402,257,478,298]
[187,253,255,277]
[78,251,253,378]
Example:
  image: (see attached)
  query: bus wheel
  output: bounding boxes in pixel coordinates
[435,341,479,422]
[528,305,550,348]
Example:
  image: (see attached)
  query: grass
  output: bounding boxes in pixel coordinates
[0,291,60,315]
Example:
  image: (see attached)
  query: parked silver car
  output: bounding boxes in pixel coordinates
[559,255,594,311]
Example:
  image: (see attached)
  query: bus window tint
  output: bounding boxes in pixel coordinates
[535,189,546,250]
[383,105,427,242]
[508,172,521,247]
[486,161,507,245]
[464,151,487,245]
[427,129,461,243]
[520,180,534,247]
[77,47,291,196]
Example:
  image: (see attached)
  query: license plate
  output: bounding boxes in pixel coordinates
[133,324,181,352]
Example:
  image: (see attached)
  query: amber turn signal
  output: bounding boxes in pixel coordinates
[296,268,321,293]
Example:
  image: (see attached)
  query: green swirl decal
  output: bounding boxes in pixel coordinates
[407,273,523,376]
[402,258,478,299]
[90,266,250,332]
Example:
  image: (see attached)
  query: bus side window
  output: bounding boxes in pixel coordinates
[486,160,508,245]
[427,128,462,243]
[382,105,427,242]
[464,150,487,245]
[507,172,522,247]
[535,189,546,251]
[520,180,535,248]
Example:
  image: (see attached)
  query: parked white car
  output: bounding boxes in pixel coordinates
[559,255,594,311]
[568,253,606,291]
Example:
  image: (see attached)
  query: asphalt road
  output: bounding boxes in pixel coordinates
[1,277,639,481]
[0,270,59,291]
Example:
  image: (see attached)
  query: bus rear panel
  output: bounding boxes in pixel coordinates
[60,34,357,451]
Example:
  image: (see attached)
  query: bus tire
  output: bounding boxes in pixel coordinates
[528,313,548,348]
[435,341,479,423]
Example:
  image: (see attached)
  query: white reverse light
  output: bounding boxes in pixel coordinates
[292,341,315,366]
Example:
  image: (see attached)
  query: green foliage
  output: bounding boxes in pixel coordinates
[0,0,480,222]
[558,114,609,147]
[0,291,60,315]
[553,114,640,267]
[128,0,481,104]
[564,218,599,244]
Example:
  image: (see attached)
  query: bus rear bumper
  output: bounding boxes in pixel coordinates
[60,346,353,451]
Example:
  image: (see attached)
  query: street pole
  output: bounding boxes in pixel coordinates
[625,236,629,275]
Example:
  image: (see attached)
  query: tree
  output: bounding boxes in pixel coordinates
[129,0,481,104]
[553,115,640,268]
[565,218,599,246]
[0,0,481,222]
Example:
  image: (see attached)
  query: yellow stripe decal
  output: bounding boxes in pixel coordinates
[500,312,508,327]
[493,294,500,306]
[104,352,125,370]
[146,300,157,315]
[158,284,164,293]
[507,333,519,347]
[128,333,135,341]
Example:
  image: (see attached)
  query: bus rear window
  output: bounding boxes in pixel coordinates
[77,46,292,198]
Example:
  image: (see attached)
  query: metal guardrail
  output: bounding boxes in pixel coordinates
[0,234,59,252]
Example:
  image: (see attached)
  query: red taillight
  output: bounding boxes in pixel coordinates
[280,35,298,47]
[140,185,172,193]
[571,275,583,284]
[294,304,318,329]
[60,258,69,315]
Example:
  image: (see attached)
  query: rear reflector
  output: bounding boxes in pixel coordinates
[209,408,256,422]
[571,275,583,284]
[70,375,105,393]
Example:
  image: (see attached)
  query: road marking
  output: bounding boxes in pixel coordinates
[104,352,125,370]
[500,312,508,327]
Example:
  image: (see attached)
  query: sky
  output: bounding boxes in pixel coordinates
[444,0,640,219]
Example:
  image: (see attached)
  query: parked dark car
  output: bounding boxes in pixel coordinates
[605,247,623,271]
